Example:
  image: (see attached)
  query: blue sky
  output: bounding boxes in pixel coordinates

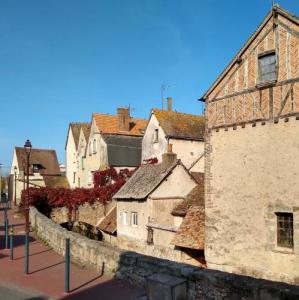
[0,0,298,172]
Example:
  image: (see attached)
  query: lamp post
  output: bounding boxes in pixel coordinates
[24,139,32,275]
[14,166,17,206]
[24,140,32,234]
[0,163,2,203]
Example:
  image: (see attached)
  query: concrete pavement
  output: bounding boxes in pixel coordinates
[0,204,144,300]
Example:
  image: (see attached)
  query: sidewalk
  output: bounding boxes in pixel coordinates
[0,204,144,300]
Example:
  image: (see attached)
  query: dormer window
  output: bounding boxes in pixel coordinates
[153,129,159,143]
[258,51,276,83]
[32,164,42,173]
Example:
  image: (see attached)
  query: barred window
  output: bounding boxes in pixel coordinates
[276,212,293,248]
[258,52,276,83]
[147,227,153,245]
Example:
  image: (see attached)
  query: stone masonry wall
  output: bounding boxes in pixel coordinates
[30,207,121,273]
[31,207,299,299]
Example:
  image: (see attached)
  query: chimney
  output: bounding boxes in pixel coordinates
[167,97,172,111]
[161,143,177,169]
[117,107,130,132]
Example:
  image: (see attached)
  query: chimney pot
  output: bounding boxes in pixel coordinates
[167,97,172,111]
[167,143,173,153]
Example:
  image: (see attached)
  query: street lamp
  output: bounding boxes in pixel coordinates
[24,139,32,234]
[14,166,17,206]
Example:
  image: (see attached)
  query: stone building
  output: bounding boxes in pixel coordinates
[65,122,90,188]
[10,147,69,204]
[82,108,147,187]
[202,5,299,284]
[142,98,205,171]
[114,146,205,265]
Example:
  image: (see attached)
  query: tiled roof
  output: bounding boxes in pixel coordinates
[81,123,91,141]
[153,109,205,140]
[97,207,116,234]
[93,113,147,136]
[15,147,61,176]
[43,175,70,188]
[171,206,204,250]
[114,159,179,200]
[172,173,204,217]
[70,123,84,149]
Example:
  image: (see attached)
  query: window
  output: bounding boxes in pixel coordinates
[93,139,97,154]
[153,129,159,143]
[276,212,293,248]
[81,156,84,170]
[32,164,42,173]
[88,171,93,185]
[258,52,276,83]
[73,172,76,184]
[131,212,138,227]
[147,227,154,245]
[122,212,128,225]
[89,142,92,156]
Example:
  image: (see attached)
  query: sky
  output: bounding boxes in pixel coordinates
[0,0,298,173]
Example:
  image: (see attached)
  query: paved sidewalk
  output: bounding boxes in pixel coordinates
[0,204,144,300]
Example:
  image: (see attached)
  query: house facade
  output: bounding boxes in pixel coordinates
[82,108,147,187]
[142,99,205,171]
[114,148,205,265]
[10,147,68,204]
[203,5,299,284]
[65,123,89,188]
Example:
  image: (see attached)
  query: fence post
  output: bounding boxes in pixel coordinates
[65,238,70,293]
[9,225,14,260]
[24,232,29,274]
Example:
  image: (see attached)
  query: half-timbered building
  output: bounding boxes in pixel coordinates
[202,5,299,284]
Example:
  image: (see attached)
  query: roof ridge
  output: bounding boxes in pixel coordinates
[15,147,56,152]
[153,108,204,119]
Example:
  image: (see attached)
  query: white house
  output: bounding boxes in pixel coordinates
[142,98,205,172]
[65,123,90,188]
[82,107,147,187]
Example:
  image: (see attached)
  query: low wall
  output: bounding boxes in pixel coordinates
[51,201,115,227]
[30,207,121,273]
[30,207,299,299]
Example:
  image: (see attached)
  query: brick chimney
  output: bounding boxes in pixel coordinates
[161,143,177,169]
[117,107,130,132]
[167,97,172,111]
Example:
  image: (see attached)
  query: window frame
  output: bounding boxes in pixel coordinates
[122,211,128,226]
[131,212,138,227]
[276,212,294,249]
[153,128,159,143]
[93,139,97,154]
[258,50,277,85]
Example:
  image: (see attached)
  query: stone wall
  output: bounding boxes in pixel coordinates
[30,207,121,273]
[51,201,115,227]
[30,207,299,299]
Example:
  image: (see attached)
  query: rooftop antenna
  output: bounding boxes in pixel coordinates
[128,104,135,115]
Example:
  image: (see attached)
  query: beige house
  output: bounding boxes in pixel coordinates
[10,147,69,204]
[142,98,205,171]
[82,108,147,187]
[114,147,205,265]
[202,5,299,284]
[65,122,90,188]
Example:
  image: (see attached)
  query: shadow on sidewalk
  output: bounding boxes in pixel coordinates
[0,234,36,250]
[14,248,52,261]
[29,260,65,275]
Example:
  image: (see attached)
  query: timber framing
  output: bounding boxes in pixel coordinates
[209,77,299,103]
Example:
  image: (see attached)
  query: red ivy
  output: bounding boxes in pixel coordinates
[21,159,157,216]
